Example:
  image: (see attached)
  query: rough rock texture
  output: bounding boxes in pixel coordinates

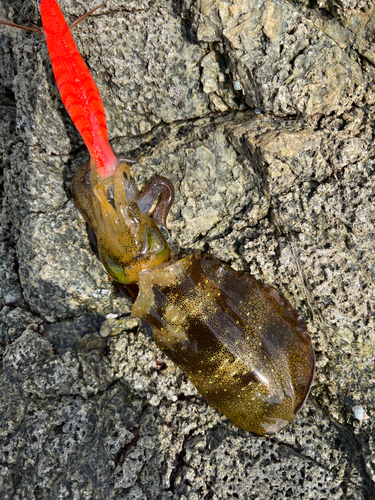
[0,0,374,498]
[187,0,369,116]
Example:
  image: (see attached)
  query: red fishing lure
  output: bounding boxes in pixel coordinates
[1,0,118,179]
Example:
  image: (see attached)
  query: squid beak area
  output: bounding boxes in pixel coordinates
[73,161,172,286]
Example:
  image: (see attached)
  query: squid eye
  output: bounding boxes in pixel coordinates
[145,227,164,254]
[141,226,170,256]
[157,224,171,245]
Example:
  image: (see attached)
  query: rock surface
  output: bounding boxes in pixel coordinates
[0,0,374,498]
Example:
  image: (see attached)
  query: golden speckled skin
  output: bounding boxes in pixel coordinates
[73,165,315,435]
[132,255,315,436]
[72,162,173,284]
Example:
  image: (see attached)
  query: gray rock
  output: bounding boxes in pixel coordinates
[0,362,142,499]
[189,0,366,116]
[291,0,375,84]
[16,201,131,322]
[3,325,115,399]
[0,243,23,308]
[0,306,41,343]
[0,0,374,498]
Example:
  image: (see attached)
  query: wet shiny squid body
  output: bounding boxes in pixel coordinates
[73,163,315,436]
